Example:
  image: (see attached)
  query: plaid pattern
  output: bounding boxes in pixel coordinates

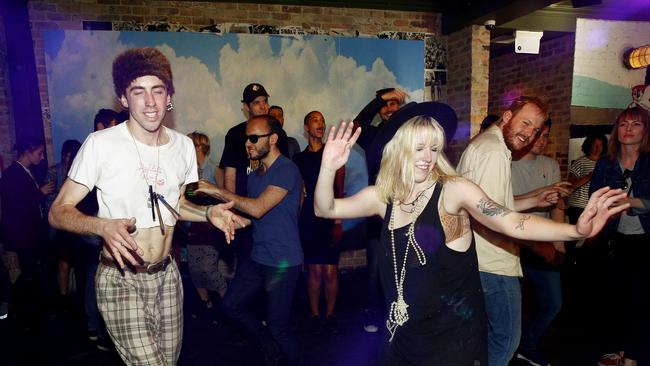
[96,259,183,366]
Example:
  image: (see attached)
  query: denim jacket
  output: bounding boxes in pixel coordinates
[589,153,650,235]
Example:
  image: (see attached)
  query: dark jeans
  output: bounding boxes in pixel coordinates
[0,256,10,304]
[365,216,384,318]
[613,233,649,361]
[365,237,382,313]
[222,259,302,366]
[13,247,52,323]
[519,267,562,353]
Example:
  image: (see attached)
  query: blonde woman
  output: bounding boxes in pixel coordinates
[184,132,228,321]
[314,103,628,366]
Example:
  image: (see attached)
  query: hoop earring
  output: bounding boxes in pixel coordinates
[166,102,174,111]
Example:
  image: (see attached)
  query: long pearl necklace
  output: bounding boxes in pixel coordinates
[386,182,433,342]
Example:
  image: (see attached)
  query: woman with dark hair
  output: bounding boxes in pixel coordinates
[0,139,54,326]
[567,133,608,223]
[590,106,650,366]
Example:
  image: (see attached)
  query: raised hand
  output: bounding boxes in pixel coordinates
[576,187,630,238]
[99,217,143,268]
[381,89,408,104]
[207,201,250,244]
[322,121,361,173]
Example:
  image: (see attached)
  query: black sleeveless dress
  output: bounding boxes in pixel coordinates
[378,183,487,366]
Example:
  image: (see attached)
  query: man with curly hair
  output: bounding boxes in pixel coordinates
[49,47,247,365]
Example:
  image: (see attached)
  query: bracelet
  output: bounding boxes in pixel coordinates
[205,205,214,220]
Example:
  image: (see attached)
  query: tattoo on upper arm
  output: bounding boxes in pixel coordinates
[477,198,511,217]
[515,215,530,231]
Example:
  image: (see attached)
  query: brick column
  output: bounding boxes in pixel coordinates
[446,25,490,164]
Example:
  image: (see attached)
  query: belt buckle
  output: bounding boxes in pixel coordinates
[146,261,163,274]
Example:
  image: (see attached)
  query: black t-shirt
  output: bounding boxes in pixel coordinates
[220,121,249,196]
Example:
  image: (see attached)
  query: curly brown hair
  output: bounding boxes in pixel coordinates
[112,47,175,98]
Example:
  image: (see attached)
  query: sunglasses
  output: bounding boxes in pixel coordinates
[621,169,633,191]
[246,133,273,144]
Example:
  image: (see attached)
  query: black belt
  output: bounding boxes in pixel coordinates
[100,255,172,274]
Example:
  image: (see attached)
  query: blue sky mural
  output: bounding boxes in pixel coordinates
[43,30,424,163]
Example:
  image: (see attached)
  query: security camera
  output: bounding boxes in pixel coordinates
[484,19,496,30]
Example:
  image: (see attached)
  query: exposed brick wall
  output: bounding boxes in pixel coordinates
[488,34,576,176]
[15,0,440,270]
[446,25,490,165]
[0,17,15,170]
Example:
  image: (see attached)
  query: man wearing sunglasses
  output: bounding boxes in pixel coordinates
[220,83,271,197]
[199,115,303,366]
[220,83,277,267]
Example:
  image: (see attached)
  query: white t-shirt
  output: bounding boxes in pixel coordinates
[511,155,561,219]
[69,123,198,228]
[457,125,521,277]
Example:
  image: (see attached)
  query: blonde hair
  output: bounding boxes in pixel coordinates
[375,116,457,203]
[187,131,211,156]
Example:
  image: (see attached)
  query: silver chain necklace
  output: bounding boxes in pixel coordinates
[386,182,434,342]
[128,124,166,234]
[128,124,161,190]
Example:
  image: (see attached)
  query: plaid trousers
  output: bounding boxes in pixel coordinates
[96,259,183,366]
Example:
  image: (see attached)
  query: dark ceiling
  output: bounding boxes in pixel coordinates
[218,0,650,36]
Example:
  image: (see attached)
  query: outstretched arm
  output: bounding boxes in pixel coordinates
[196,180,288,220]
[178,186,250,244]
[514,181,572,211]
[314,121,385,219]
[446,178,629,242]
[49,179,144,269]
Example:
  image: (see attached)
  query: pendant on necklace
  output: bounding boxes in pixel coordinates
[387,296,409,342]
[390,296,409,326]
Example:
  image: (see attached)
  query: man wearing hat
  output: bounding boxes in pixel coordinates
[221,83,271,197]
[49,47,246,365]
[354,88,408,155]
[352,87,407,333]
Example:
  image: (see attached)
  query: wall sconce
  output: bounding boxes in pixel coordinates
[624,45,650,69]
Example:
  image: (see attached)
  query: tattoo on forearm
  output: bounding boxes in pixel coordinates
[477,198,511,217]
[515,215,530,231]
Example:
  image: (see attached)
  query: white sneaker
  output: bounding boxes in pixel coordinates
[363,323,378,333]
[363,309,378,333]
[0,302,8,320]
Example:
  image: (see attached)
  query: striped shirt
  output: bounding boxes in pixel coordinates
[568,156,597,208]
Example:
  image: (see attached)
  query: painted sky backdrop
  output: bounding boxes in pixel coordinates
[44,30,424,163]
[572,18,650,109]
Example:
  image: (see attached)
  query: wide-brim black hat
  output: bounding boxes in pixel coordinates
[365,101,458,182]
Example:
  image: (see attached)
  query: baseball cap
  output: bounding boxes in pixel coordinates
[242,83,269,104]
